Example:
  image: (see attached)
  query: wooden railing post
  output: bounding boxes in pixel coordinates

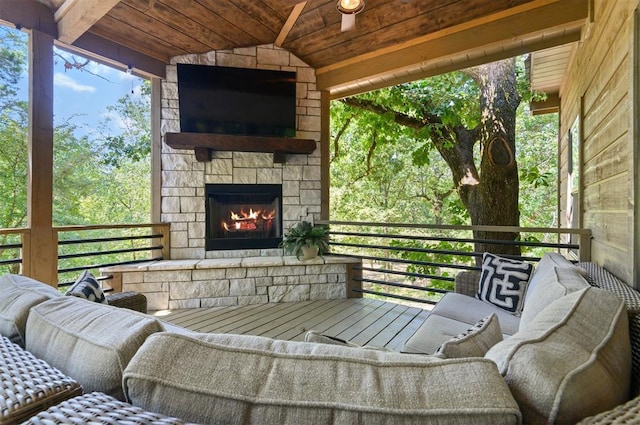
[579,231,592,262]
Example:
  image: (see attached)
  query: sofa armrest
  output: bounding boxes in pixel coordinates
[578,394,640,424]
[106,291,147,313]
[454,270,481,297]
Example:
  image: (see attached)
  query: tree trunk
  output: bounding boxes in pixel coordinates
[460,60,521,258]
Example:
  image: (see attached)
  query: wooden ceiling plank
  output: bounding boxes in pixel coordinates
[275,1,307,47]
[55,0,120,44]
[285,0,533,68]
[107,3,214,53]
[160,0,259,48]
[195,0,279,43]
[317,0,589,93]
[91,14,186,62]
[122,0,235,50]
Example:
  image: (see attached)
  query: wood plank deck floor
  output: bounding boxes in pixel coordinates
[157,298,432,351]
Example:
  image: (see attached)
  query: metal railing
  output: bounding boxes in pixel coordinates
[0,224,170,288]
[56,223,170,287]
[318,220,592,306]
[0,228,28,274]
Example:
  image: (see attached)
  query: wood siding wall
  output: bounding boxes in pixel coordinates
[560,0,639,286]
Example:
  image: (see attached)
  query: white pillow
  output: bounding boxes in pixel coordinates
[476,252,533,316]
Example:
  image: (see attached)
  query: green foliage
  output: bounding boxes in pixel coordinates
[97,81,151,167]
[280,221,329,259]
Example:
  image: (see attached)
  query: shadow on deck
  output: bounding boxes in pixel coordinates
[155,298,432,351]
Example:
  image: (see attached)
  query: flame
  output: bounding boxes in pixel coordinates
[222,208,275,233]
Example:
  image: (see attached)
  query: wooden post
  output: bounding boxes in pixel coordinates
[27,29,57,286]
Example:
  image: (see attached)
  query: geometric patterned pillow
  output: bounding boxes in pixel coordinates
[65,270,108,304]
[476,252,533,316]
[435,313,503,358]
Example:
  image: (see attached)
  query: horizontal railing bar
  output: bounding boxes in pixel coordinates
[356,277,451,294]
[352,288,437,305]
[58,274,115,288]
[332,241,480,258]
[58,246,162,260]
[331,242,544,263]
[357,266,455,282]
[318,220,592,235]
[55,223,166,232]
[329,230,579,250]
[0,228,30,235]
[58,234,162,245]
[0,258,22,266]
[57,257,163,276]
[334,252,481,271]
[0,243,22,250]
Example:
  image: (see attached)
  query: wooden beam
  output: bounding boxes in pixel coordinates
[27,29,58,286]
[55,0,120,44]
[317,0,589,93]
[329,29,582,100]
[165,133,317,161]
[0,1,57,36]
[530,92,560,115]
[275,1,307,47]
[65,31,167,78]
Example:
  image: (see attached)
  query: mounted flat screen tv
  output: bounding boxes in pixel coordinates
[177,64,297,137]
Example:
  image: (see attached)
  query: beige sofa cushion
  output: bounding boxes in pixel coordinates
[486,287,631,424]
[523,252,586,303]
[435,313,502,358]
[0,274,61,347]
[25,296,163,400]
[519,266,589,328]
[402,293,519,355]
[124,332,521,425]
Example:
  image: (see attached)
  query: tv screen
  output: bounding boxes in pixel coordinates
[177,64,297,137]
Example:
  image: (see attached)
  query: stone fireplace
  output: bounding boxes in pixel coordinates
[101,45,362,311]
[160,44,322,260]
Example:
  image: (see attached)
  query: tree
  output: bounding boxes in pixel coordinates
[337,58,534,256]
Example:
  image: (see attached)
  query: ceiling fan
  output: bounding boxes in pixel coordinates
[336,0,365,32]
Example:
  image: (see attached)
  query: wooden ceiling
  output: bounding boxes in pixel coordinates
[4,0,589,97]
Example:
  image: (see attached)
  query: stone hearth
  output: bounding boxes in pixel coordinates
[103,256,361,311]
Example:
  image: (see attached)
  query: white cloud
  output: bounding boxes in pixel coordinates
[54,73,96,93]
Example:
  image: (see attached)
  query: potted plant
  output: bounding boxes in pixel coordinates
[280,221,330,260]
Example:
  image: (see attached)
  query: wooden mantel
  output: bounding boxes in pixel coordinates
[165,132,317,163]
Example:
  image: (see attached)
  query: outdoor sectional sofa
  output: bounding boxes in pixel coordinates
[0,252,638,424]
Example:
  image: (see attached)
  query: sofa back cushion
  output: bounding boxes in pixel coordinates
[486,287,631,424]
[520,266,589,328]
[0,274,61,347]
[25,296,163,400]
[124,332,522,425]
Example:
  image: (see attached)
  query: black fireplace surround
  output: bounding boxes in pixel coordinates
[205,184,283,250]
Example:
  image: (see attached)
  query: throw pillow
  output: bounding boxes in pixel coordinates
[66,270,108,304]
[476,252,533,315]
[435,313,502,358]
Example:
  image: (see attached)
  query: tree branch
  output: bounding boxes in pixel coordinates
[340,97,441,129]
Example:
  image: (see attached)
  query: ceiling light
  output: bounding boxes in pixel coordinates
[337,0,364,32]
[337,0,365,14]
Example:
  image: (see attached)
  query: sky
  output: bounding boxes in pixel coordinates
[12,24,146,140]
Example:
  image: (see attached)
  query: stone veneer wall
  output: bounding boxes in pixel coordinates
[161,44,322,259]
[108,256,360,310]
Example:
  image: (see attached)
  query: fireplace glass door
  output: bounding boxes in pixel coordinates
[206,184,282,250]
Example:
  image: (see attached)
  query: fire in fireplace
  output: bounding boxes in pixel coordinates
[205,184,282,250]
